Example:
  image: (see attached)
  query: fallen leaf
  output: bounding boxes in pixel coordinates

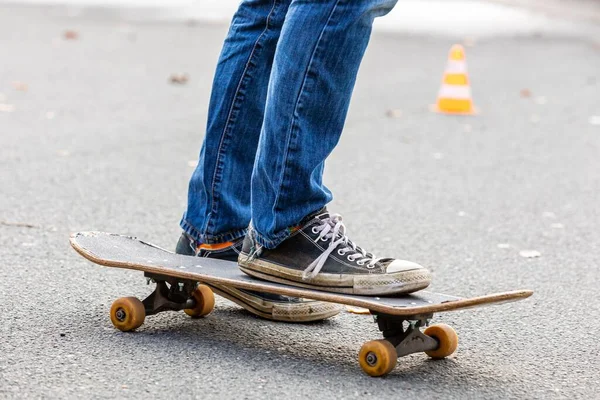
[347,306,371,315]
[385,109,402,118]
[520,89,532,98]
[0,104,15,113]
[519,250,541,258]
[170,73,189,84]
[12,81,28,91]
[64,30,79,40]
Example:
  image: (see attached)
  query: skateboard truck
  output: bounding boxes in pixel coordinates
[107,273,216,333]
[141,273,199,315]
[357,312,458,377]
[373,313,438,357]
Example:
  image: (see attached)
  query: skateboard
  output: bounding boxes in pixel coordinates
[70,231,533,377]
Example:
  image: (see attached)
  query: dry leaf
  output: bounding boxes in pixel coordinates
[520,89,532,98]
[385,109,402,118]
[12,81,28,92]
[64,30,79,40]
[0,104,15,113]
[170,73,189,84]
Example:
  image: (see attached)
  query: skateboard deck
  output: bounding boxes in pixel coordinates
[70,231,533,377]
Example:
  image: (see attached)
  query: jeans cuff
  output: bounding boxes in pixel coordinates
[180,217,248,244]
[249,206,326,249]
[249,225,297,249]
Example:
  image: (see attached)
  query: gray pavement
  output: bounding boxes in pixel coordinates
[1,4,599,399]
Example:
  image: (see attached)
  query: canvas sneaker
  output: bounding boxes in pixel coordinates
[238,210,432,295]
[175,233,342,322]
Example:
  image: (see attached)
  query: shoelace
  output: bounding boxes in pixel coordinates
[303,214,383,279]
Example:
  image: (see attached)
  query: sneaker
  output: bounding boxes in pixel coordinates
[175,233,342,322]
[238,210,432,295]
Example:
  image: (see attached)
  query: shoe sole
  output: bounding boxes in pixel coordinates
[239,255,431,296]
[206,282,343,322]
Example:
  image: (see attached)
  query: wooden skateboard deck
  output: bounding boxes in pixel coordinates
[70,232,531,315]
[70,231,533,377]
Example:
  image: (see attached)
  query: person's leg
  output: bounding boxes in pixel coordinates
[178,0,343,321]
[250,0,401,247]
[241,0,431,295]
[180,0,290,245]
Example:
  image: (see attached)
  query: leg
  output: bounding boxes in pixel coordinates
[177,0,343,323]
[250,0,400,248]
[239,0,431,296]
[181,0,290,244]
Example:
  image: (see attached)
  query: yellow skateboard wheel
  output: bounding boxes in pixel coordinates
[184,284,215,318]
[110,297,146,332]
[424,323,458,359]
[358,339,398,377]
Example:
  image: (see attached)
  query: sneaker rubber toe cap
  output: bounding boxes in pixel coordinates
[386,259,425,273]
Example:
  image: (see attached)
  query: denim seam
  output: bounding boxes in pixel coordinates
[204,0,279,236]
[251,209,323,249]
[267,0,343,246]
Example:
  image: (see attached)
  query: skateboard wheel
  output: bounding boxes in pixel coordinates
[358,340,397,377]
[424,323,458,359]
[110,297,145,332]
[184,284,215,318]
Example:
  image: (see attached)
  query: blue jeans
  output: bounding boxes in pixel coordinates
[181,0,398,248]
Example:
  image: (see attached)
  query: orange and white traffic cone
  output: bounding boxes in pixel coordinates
[433,44,476,115]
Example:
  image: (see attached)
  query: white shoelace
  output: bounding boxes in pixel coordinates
[303,214,383,279]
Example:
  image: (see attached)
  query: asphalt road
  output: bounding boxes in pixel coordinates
[1,4,599,399]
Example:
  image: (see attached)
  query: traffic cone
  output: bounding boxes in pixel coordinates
[433,44,476,115]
